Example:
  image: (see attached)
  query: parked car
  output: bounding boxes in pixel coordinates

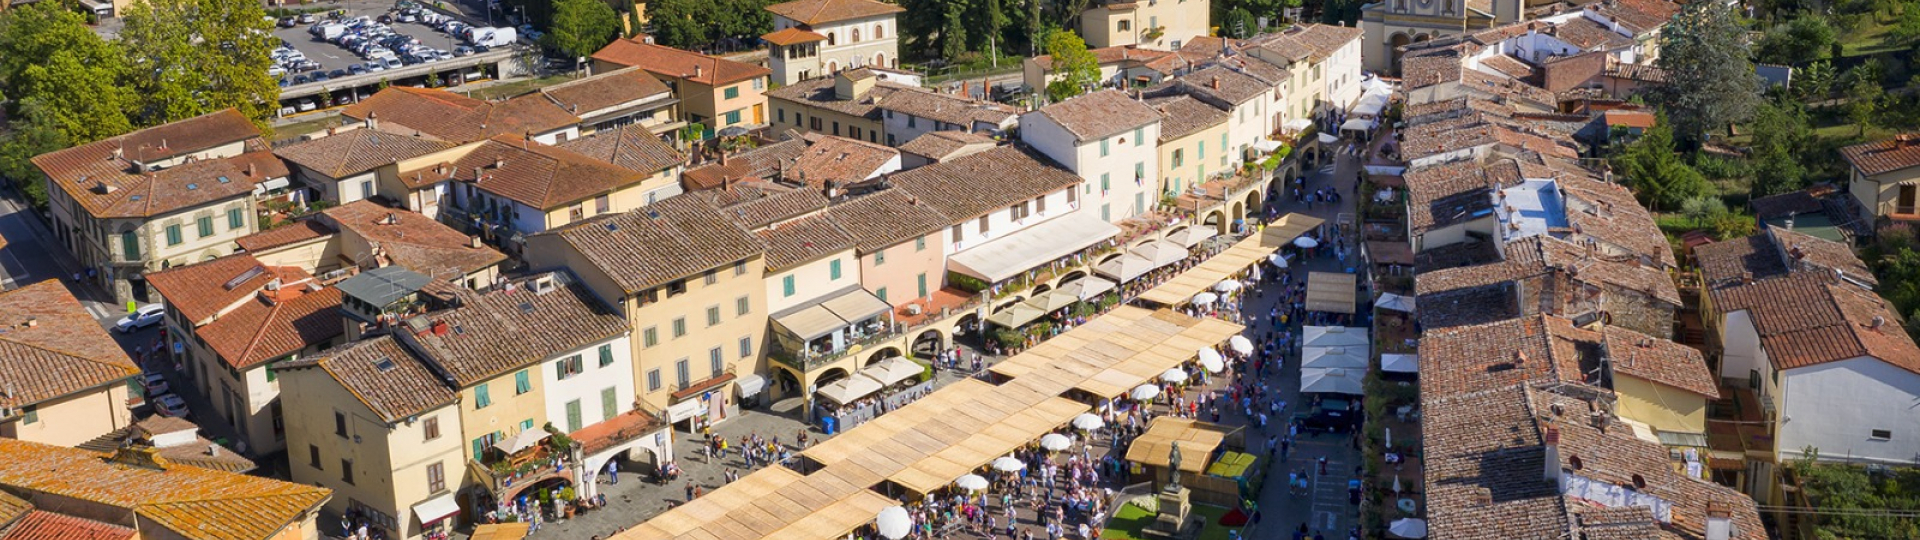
[327,68,349,79]
[293,74,310,85]
[297,99,318,112]
[143,373,170,396]
[116,304,165,333]
[1293,397,1360,433]
[382,57,402,69]
[153,394,189,417]
[298,12,316,24]
[311,71,330,82]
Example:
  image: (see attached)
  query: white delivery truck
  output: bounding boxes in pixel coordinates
[467,27,517,48]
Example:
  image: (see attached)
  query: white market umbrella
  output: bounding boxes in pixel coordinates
[1191,292,1218,306]
[1130,384,1161,401]
[1268,254,1290,268]
[1197,354,1226,373]
[1294,236,1320,249]
[955,474,990,491]
[1196,348,1224,368]
[1375,293,1416,313]
[1391,474,1402,494]
[876,506,912,540]
[1160,368,1189,384]
[1301,367,1364,395]
[1228,335,1254,355]
[1388,518,1428,539]
[1214,280,1243,292]
[1382,353,1419,374]
[1302,346,1370,369]
[1040,433,1072,452]
[1072,413,1106,430]
[991,456,1027,472]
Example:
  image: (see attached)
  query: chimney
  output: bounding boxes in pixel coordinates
[246,162,257,177]
[494,157,505,169]
[473,166,485,180]
[1740,271,1754,285]
[1210,76,1220,90]
[1871,315,1886,331]
[23,316,35,328]
[1471,487,1493,507]
[366,111,379,130]
[694,64,704,79]
[1705,502,1734,540]
[208,443,221,457]
[1542,426,1562,485]
[386,212,400,225]
[106,445,170,471]
[469,235,482,248]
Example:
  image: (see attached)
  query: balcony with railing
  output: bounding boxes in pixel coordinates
[768,316,898,373]
[467,430,575,498]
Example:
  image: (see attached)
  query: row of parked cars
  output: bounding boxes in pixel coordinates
[114,305,190,418]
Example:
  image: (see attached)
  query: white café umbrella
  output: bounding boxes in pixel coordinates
[1191,291,1218,306]
[876,506,913,540]
[955,474,990,492]
[1196,347,1224,368]
[1072,413,1106,430]
[1040,433,1072,451]
[1374,293,1416,313]
[1391,475,1402,494]
[1160,368,1189,384]
[1214,280,1243,292]
[991,456,1027,472]
[1197,353,1226,373]
[1268,254,1290,268]
[1228,335,1254,355]
[1294,236,1320,249]
[1130,384,1161,401]
[1388,518,1428,539]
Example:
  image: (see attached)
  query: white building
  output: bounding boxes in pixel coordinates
[1019,90,1163,224]
[890,146,1114,289]
[763,0,906,85]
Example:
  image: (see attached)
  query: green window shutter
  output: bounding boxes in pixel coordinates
[1134,127,1144,146]
[1198,140,1205,159]
[472,438,485,461]
[876,287,887,302]
[917,273,928,297]
[830,259,842,280]
[197,217,213,238]
[121,232,139,260]
[1100,139,1109,156]
[474,384,491,408]
[602,387,618,421]
[1100,173,1110,192]
[599,344,613,367]
[516,370,531,393]
[165,225,182,246]
[875,250,885,265]
[520,419,533,431]
[565,400,582,433]
[228,208,244,230]
[725,86,740,99]
[915,237,926,251]
[783,275,795,296]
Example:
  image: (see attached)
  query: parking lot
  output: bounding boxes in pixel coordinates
[270,1,532,88]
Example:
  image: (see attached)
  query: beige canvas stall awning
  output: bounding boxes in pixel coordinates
[1095,252,1159,283]
[1056,276,1117,301]
[1024,290,1082,313]
[1167,225,1217,247]
[817,373,887,405]
[1131,239,1191,268]
[1124,417,1231,474]
[773,304,849,341]
[821,288,892,323]
[1137,217,1310,306]
[1303,325,1369,348]
[863,357,925,387]
[1302,345,1370,369]
[986,302,1048,328]
[948,213,1120,283]
[1306,272,1358,314]
[1260,213,1326,249]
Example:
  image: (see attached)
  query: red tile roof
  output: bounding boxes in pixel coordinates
[1028,89,1161,143]
[1839,134,1920,176]
[0,281,139,411]
[1709,273,1920,374]
[591,39,770,86]
[536,67,674,117]
[537,195,765,294]
[234,220,336,253]
[0,510,136,540]
[319,201,506,277]
[765,0,903,25]
[405,276,627,386]
[279,334,456,423]
[437,135,653,210]
[32,111,275,219]
[559,124,687,175]
[273,128,455,179]
[145,254,294,326]
[762,26,827,45]
[1600,325,1718,397]
[341,87,579,144]
[192,282,343,370]
[0,440,331,540]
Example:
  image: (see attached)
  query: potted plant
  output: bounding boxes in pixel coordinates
[558,487,578,518]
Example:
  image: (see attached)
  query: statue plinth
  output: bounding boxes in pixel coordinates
[1143,484,1194,540]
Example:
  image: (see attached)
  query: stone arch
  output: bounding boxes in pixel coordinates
[1414,34,1433,43]
[771,365,803,400]
[1205,210,1228,234]
[1097,252,1126,265]
[874,52,886,68]
[826,60,839,73]
[1032,283,1052,295]
[852,28,861,43]
[995,298,1026,312]
[1165,225,1190,242]
[866,347,901,366]
[1232,201,1245,225]
[912,329,947,357]
[1389,33,1412,70]
[815,366,851,387]
[955,313,980,336]
[1055,270,1088,287]
[1245,190,1263,218]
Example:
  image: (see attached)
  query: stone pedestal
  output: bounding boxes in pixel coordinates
[1143,486,1195,540]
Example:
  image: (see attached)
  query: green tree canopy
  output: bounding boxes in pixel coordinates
[1747,99,1812,198]
[1651,1,1761,145]
[546,0,621,60]
[0,99,69,207]
[1613,113,1710,211]
[1755,15,1836,65]
[120,0,280,131]
[0,2,132,143]
[1043,29,1098,102]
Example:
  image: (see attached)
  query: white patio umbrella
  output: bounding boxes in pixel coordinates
[1268,254,1290,268]
[1294,236,1320,249]
[1391,475,1402,494]
[991,456,1027,472]
[955,474,990,492]
[1130,384,1161,401]
[1196,348,1224,368]
[1040,433,1072,452]
[876,506,913,540]
[1388,518,1428,539]
[1197,353,1226,373]
[1374,293,1416,313]
[1228,335,1254,355]
[1072,413,1106,430]
[1214,280,1243,292]
[1160,368,1189,384]
[1191,291,1218,306]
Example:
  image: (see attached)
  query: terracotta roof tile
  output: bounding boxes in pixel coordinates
[682,138,807,190]
[765,0,902,24]
[341,87,579,144]
[1709,272,1920,373]
[824,189,952,253]
[591,39,770,86]
[1600,325,1717,397]
[0,281,138,411]
[1158,65,1272,106]
[194,284,342,370]
[234,220,336,253]
[1606,62,1667,83]
[0,510,136,540]
[0,491,26,526]
[1420,315,1604,399]
[31,110,260,215]
[438,135,652,210]
[1746,189,1825,220]
[145,254,292,326]
[536,67,673,117]
[406,276,628,386]
[1418,235,1680,308]
[319,201,506,277]
[789,135,898,187]
[1765,226,1874,285]
[1839,135,1920,176]
[896,130,997,162]
[761,26,827,45]
[0,439,330,540]
[273,128,455,179]
[758,214,856,269]
[280,334,455,423]
[700,181,831,229]
[1548,16,1634,50]
[874,88,1018,130]
[888,146,1082,220]
[1028,89,1160,142]
[1587,0,1680,35]
[558,124,686,175]
[1477,54,1539,80]
[1403,159,1522,233]
[74,417,258,473]
[1555,173,1677,267]
[539,195,765,293]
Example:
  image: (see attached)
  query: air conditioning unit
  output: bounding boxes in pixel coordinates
[906,304,924,316]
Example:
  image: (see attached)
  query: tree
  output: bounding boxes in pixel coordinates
[1221,8,1258,39]
[1652,1,1762,145]
[1043,30,1098,102]
[1613,114,1710,211]
[120,0,280,131]
[1846,77,1885,136]
[1755,15,1836,65]
[0,99,68,208]
[0,2,134,143]
[546,0,620,60]
[1748,100,1812,197]
[1796,60,1836,101]
[646,0,707,49]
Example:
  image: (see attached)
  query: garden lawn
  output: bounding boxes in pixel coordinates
[1100,502,1240,540]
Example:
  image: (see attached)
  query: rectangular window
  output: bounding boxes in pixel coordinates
[1198,140,1206,160]
[1100,138,1110,157]
[672,317,686,337]
[675,359,690,389]
[1101,203,1110,222]
[602,387,618,421]
[876,287,888,303]
[647,369,662,391]
[666,279,686,296]
[707,305,721,326]
[520,419,533,432]
[1036,196,1047,214]
[556,356,584,380]
[1134,127,1144,146]
[565,399,582,432]
[1872,429,1893,440]
[736,296,750,316]
[1011,201,1029,220]
[334,411,348,437]
[874,249,886,266]
[951,224,963,242]
[308,445,322,468]
[474,383,492,409]
[709,347,723,377]
[165,225,182,246]
[704,268,717,285]
[783,275,796,297]
[1100,173,1110,192]
[427,462,446,493]
[1173,149,1184,167]
[121,232,139,260]
[516,369,532,393]
[1068,188,1077,206]
[915,237,926,251]
[423,416,441,441]
[643,327,658,347]
[197,217,213,238]
[735,260,747,275]
[21,405,35,424]
[1136,192,1145,217]
[228,208,245,230]
[739,336,752,358]
[917,273,928,298]
[778,109,786,123]
[978,216,989,234]
[725,109,742,125]
[830,259,842,280]
[340,459,354,484]
[598,344,614,367]
[724,86,740,99]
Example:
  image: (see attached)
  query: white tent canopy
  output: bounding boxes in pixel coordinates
[1131,239,1190,268]
[1095,253,1159,283]
[1160,368,1189,383]
[1284,118,1314,132]
[1318,132,1339,144]
[863,356,924,386]
[1375,293,1416,313]
[949,213,1120,283]
[494,427,551,455]
[1341,118,1375,131]
[1351,93,1390,117]
[1303,326,1369,348]
[1303,345,1370,370]
[1056,276,1117,301]
[1191,292,1218,306]
[1252,139,1285,153]
[1168,225,1218,247]
[1301,367,1364,394]
[1382,353,1419,374]
[987,302,1047,328]
[1130,384,1161,400]
[817,373,887,405]
[1388,518,1428,539]
[1024,290,1081,313]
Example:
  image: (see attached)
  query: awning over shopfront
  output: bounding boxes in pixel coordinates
[493,428,549,455]
[412,493,461,525]
[1341,118,1375,131]
[1252,140,1285,154]
[820,287,891,323]
[772,304,847,341]
[1284,118,1314,132]
[1025,290,1081,313]
[1168,225,1217,247]
[817,373,886,405]
[986,302,1048,328]
[1131,239,1190,268]
[1055,276,1116,301]
[948,213,1120,283]
[1306,272,1358,314]
[1303,326,1368,348]
[1095,253,1158,283]
[737,374,769,397]
[863,357,924,387]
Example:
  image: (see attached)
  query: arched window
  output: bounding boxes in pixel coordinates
[828,32,837,46]
[874,25,884,40]
[852,28,861,42]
